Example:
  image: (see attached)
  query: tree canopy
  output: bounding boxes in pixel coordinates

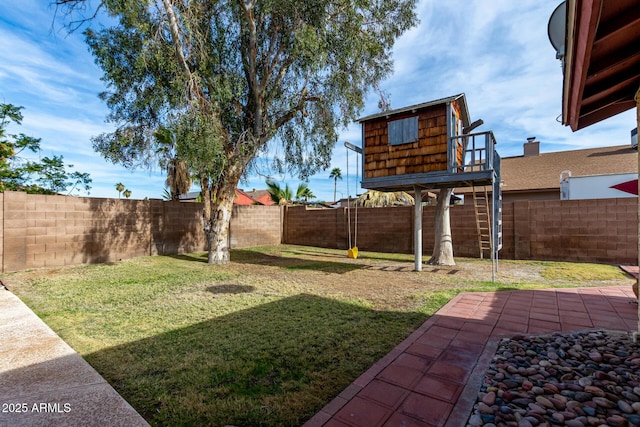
[0,103,91,195]
[56,0,418,263]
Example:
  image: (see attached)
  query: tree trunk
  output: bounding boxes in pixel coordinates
[206,191,234,264]
[427,187,455,266]
[200,175,238,264]
[200,159,247,264]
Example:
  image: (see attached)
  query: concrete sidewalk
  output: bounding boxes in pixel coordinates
[0,289,149,427]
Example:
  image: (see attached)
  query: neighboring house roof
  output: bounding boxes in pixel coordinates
[178,188,273,205]
[234,189,257,205]
[178,191,201,201]
[243,189,275,206]
[500,144,637,193]
[457,144,637,194]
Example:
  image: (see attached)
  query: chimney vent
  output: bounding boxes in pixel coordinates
[524,137,540,157]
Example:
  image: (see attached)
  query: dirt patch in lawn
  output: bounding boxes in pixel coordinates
[221,246,633,311]
[4,245,632,315]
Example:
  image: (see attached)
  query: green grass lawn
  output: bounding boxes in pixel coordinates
[3,245,632,426]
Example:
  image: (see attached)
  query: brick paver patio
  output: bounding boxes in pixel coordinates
[304,286,638,427]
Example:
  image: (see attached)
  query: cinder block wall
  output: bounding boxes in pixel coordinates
[230,205,282,248]
[152,200,206,256]
[1,192,637,272]
[283,206,344,249]
[284,198,638,264]
[519,199,637,263]
[0,192,282,273]
[284,204,480,256]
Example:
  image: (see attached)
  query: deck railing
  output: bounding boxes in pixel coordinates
[450,131,498,173]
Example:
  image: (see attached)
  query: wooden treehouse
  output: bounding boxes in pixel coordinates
[356,93,502,274]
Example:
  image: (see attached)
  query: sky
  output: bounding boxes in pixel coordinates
[0,0,636,201]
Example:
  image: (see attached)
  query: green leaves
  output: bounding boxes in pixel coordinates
[266,180,292,205]
[78,0,418,181]
[60,0,418,260]
[0,103,92,194]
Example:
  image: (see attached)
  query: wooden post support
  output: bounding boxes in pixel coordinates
[414,186,422,271]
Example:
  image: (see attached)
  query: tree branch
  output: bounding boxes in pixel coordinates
[52,0,104,33]
[238,0,263,137]
[267,93,321,144]
[161,0,192,80]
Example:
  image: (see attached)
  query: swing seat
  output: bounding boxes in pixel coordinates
[347,246,359,259]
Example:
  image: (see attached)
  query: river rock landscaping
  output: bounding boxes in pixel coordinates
[468,330,640,427]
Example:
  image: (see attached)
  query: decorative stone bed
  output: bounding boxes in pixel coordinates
[467,330,640,427]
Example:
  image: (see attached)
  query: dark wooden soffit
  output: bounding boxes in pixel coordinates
[563,0,640,131]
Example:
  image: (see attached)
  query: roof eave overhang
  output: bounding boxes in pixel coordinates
[562,0,640,131]
[563,0,601,131]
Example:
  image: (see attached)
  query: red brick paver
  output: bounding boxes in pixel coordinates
[304,286,638,427]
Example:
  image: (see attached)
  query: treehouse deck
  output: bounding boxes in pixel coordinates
[358,94,500,193]
[357,94,502,270]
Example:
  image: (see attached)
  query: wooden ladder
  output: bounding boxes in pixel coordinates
[472,186,492,259]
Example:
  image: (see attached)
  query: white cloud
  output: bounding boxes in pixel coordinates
[1,0,635,203]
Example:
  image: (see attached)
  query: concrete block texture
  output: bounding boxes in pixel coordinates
[0,191,637,272]
[0,192,281,272]
[283,198,638,264]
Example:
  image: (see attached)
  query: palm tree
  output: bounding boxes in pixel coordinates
[162,187,173,200]
[295,183,315,203]
[154,126,192,201]
[266,180,293,205]
[329,167,342,202]
[165,157,191,201]
[115,182,124,198]
[123,189,132,199]
[355,190,414,207]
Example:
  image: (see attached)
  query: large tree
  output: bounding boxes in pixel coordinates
[295,182,314,204]
[57,0,417,263]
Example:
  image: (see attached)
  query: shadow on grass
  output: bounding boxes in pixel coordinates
[166,253,209,264]
[230,249,364,274]
[84,294,426,427]
[206,284,255,294]
[283,247,415,264]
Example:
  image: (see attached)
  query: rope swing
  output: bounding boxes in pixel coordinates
[346,143,359,259]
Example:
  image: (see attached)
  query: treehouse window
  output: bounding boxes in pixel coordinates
[388,116,418,146]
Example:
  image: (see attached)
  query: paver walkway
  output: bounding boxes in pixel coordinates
[304,286,638,427]
[0,289,149,427]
